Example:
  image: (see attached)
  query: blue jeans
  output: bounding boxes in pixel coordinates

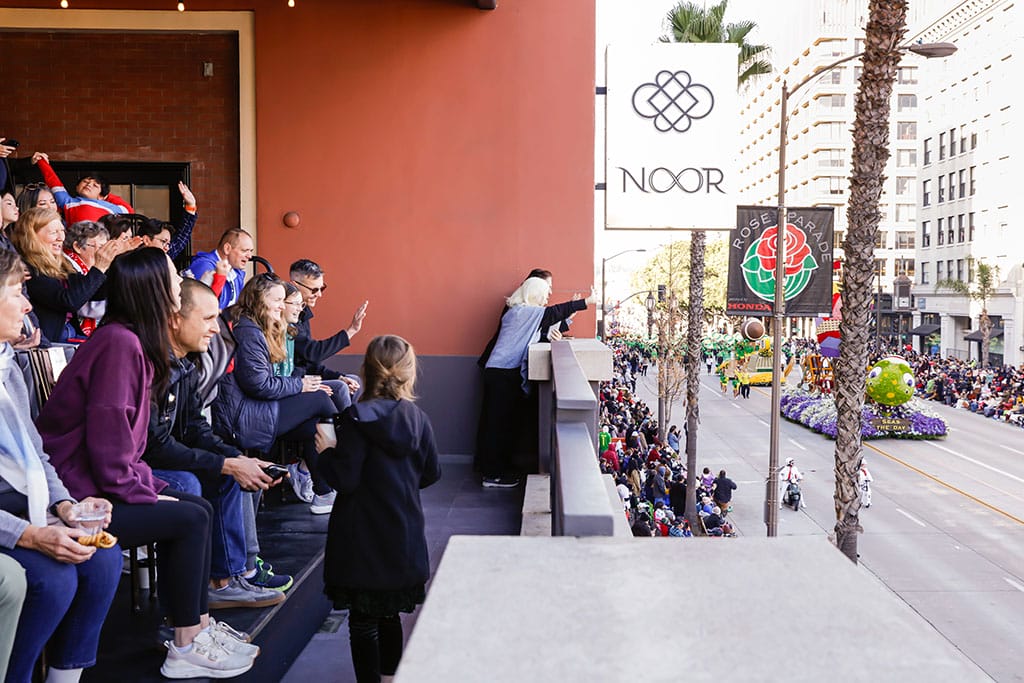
[323,375,361,413]
[152,469,247,579]
[0,543,121,681]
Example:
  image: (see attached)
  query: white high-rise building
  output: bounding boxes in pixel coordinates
[736,0,946,339]
[912,0,1024,367]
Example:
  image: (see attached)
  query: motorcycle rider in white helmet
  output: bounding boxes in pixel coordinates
[858,457,873,508]
[779,457,805,509]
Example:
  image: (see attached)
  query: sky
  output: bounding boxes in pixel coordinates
[593,0,781,297]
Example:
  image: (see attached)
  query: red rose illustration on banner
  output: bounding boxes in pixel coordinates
[755,225,812,277]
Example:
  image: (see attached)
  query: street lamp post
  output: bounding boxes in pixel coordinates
[600,249,647,340]
[645,290,656,339]
[765,41,956,537]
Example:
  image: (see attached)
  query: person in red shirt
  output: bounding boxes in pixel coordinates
[30,152,134,225]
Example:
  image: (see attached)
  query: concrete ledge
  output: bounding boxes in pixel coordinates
[528,338,613,382]
[601,474,631,538]
[397,536,989,682]
[520,474,551,536]
[554,422,616,536]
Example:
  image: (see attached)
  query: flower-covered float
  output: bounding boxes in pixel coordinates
[782,355,947,440]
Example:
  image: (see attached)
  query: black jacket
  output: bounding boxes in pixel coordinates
[144,356,239,475]
[24,263,106,342]
[713,476,737,504]
[320,399,441,594]
[293,306,349,380]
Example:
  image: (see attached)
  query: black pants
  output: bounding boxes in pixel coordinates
[107,489,213,627]
[349,611,403,683]
[740,384,750,399]
[475,367,527,478]
[277,390,338,496]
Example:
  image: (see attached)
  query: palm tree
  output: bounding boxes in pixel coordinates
[936,261,1000,367]
[833,0,908,563]
[662,0,770,530]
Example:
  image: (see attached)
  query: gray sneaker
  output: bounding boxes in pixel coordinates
[310,490,336,515]
[208,576,286,610]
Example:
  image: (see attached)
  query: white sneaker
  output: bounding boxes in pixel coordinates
[160,630,254,679]
[310,490,336,515]
[287,463,314,503]
[209,618,260,657]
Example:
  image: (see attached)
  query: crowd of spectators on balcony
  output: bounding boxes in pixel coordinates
[1,139,436,681]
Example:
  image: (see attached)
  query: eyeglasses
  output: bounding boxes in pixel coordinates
[294,280,327,295]
[153,237,172,247]
[284,299,304,307]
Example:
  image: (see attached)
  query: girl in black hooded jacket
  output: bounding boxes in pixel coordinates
[319,335,441,683]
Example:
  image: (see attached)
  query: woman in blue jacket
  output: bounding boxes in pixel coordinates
[212,274,337,509]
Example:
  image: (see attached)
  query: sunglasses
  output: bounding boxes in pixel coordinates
[294,280,327,295]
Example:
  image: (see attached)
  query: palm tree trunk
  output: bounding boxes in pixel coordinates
[684,230,705,531]
[834,0,908,563]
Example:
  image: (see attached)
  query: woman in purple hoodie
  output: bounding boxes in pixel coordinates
[38,248,258,680]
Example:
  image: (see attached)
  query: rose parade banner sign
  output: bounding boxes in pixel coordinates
[727,206,834,316]
[605,43,738,230]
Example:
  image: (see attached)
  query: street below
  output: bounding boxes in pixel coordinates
[637,369,1024,682]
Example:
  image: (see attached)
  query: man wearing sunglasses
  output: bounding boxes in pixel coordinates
[289,259,368,388]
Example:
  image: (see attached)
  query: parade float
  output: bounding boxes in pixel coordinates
[781,354,947,440]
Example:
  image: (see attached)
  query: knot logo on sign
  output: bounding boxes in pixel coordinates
[632,70,714,133]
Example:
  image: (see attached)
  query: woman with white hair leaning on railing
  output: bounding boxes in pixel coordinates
[475,276,596,489]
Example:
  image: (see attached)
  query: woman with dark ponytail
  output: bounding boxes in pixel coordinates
[38,248,260,679]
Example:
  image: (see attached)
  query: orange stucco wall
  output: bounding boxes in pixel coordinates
[252,1,596,356]
[1,0,596,357]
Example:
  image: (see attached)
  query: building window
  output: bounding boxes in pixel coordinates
[937,175,945,203]
[897,121,917,140]
[834,230,845,250]
[947,216,955,243]
[958,169,966,197]
[968,258,975,282]
[897,149,917,167]
[874,230,886,249]
[897,94,917,111]
[829,176,844,195]
[820,94,846,108]
[935,262,942,282]
[923,138,932,165]
[896,258,915,277]
[947,260,954,281]
[957,214,965,242]
[897,66,918,84]
[921,262,930,284]
[922,179,931,206]
[895,204,914,223]
[968,212,975,241]
[947,172,956,200]
[818,149,844,167]
[820,122,844,140]
[969,166,976,195]
[959,125,967,153]
[895,231,915,249]
[957,259,965,281]
[949,128,956,156]
[937,218,944,245]
[827,69,842,84]
[895,177,912,196]
[970,132,977,149]
[939,132,946,160]
[874,259,888,277]
[921,220,930,247]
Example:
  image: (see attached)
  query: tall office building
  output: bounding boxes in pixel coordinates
[912,0,1023,366]
[736,0,945,339]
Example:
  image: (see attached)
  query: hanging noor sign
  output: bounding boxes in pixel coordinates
[605,43,738,230]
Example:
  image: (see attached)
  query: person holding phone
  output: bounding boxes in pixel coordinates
[143,277,293,600]
[38,248,260,679]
